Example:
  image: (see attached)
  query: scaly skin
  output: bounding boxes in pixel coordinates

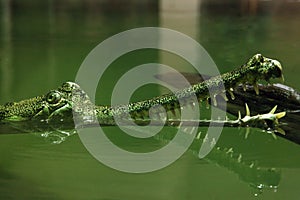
[0,54,284,126]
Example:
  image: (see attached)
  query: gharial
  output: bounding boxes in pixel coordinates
[0,54,286,131]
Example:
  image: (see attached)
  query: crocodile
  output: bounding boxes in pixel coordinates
[0,54,286,193]
[0,54,284,129]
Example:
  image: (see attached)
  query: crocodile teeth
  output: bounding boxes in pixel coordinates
[196,131,201,139]
[205,98,210,109]
[253,83,259,95]
[212,94,217,106]
[228,88,235,100]
[245,103,250,116]
[189,102,196,108]
[275,111,286,119]
[280,74,285,83]
[269,105,277,114]
[242,84,247,91]
[276,127,286,135]
[219,92,228,101]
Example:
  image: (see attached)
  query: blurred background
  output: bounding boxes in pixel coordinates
[1,0,300,103]
[1,1,300,199]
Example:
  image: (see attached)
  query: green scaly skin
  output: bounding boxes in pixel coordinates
[0,54,283,126]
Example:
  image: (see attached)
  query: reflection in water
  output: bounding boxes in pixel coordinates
[14,122,281,196]
[39,129,77,144]
[1,0,300,199]
[206,146,280,196]
[155,128,281,196]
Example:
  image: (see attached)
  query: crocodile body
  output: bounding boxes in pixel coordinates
[0,54,283,126]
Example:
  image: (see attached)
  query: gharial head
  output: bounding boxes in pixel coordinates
[246,54,284,83]
[43,81,82,111]
[43,81,96,123]
[0,82,85,122]
[45,81,83,105]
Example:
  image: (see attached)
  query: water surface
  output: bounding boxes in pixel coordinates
[1,1,300,199]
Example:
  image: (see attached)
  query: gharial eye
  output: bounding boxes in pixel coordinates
[46,91,61,104]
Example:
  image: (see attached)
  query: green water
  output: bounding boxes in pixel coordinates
[1,1,300,199]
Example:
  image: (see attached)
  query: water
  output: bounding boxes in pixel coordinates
[1,1,300,199]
